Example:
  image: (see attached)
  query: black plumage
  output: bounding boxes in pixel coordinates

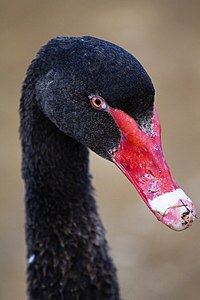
[20,36,155,300]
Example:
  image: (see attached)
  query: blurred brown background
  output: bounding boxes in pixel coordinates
[0,0,200,299]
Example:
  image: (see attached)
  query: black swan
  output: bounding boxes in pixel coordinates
[20,36,196,300]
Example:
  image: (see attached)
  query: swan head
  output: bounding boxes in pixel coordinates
[30,36,196,231]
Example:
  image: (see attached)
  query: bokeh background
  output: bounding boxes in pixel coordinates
[1,0,200,299]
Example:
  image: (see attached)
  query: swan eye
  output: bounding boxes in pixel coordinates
[90,96,107,110]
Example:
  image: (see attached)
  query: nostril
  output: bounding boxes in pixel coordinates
[147,169,154,177]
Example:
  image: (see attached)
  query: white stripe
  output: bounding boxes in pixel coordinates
[149,188,191,214]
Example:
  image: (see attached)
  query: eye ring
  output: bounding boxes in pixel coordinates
[90,95,107,110]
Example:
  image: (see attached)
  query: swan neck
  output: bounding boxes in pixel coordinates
[20,96,120,299]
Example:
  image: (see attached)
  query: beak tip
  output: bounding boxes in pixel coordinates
[166,202,196,231]
[149,189,196,231]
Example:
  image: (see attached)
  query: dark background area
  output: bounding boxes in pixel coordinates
[0,0,200,299]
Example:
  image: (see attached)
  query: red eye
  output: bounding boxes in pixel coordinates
[90,96,107,110]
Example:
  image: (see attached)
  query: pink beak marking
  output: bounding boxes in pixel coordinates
[107,105,196,231]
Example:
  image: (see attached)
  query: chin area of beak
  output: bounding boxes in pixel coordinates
[108,106,196,231]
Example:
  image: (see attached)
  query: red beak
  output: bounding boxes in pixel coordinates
[107,105,196,231]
